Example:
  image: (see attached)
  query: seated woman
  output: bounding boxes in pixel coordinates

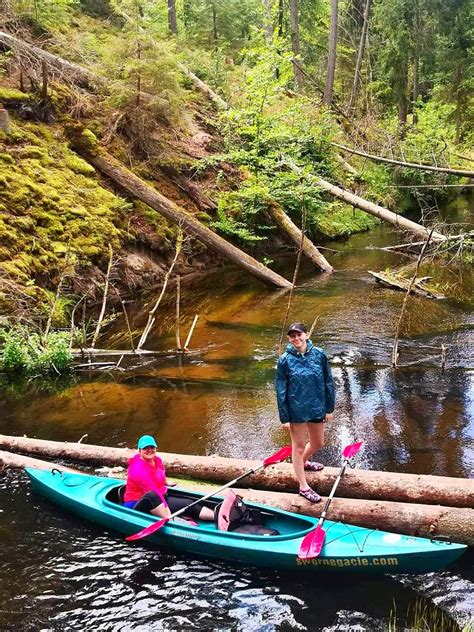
[123,434,215,523]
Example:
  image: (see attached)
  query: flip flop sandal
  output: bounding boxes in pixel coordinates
[304,461,324,472]
[298,487,322,503]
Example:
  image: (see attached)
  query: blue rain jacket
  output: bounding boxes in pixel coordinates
[276,340,335,423]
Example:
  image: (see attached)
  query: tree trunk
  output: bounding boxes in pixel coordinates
[0,106,11,134]
[267,204,333,272]
[412,54,419,125]
[262,0,275,44]
[212,2,218,47]
[330,142,474,178]
[368,270,445,299]
[68,142,291,289]
[3,449,472,545]
[287,160,446,241]
[348,0,371,111]
[0,31,103,90]
[288,0,303,92]
[1,435,472,508]
[236,489,474,546]
[323,0,339,105]
[0,450,78,473]
[397,61,409,131]
[167,0,178,34]
[177,63,229,110]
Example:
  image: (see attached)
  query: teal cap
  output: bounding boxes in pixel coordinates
[138,435,157,450]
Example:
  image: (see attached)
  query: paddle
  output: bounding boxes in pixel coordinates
[298,441,363,559]
[126,445,292,542]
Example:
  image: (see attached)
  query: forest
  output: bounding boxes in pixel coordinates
[0,0,472,374]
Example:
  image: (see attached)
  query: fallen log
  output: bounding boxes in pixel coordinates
[286,160,446,242]
[331,141,474,178]
[177,64,229,111]
[0,450,78,473]
[67,141,291,289]
[236,489,474,546]
[266,204,333,272]
[2,451,472,545]
[1,435,472,509]
[0,31,103,90]
[383,231,474,254]
[368,270,446,299]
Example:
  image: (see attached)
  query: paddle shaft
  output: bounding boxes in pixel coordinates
[161,462,267,522]
[316,459,350,529]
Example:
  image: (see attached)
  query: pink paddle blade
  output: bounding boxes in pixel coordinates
[126,517,167,541]
[298,525,326,559]
[263,445,292,467]
[342,441,363,460]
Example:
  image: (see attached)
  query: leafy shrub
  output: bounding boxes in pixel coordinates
[1,326,72,375]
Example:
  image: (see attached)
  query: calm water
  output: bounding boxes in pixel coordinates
[0,198,473,630]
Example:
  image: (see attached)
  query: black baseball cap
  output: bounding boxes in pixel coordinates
[287,322,307,335]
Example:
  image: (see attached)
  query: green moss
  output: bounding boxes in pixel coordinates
[18,145,49,160]
[0,88,31,102]
[0,119,130,289]
[0,153,14,165]
[63,154,96,175]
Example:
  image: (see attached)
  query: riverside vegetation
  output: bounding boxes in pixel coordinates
[0,0,472,375]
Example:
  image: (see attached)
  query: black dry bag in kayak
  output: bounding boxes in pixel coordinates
[214,490,279,536]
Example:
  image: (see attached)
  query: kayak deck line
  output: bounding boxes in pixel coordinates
[25,468,467,574]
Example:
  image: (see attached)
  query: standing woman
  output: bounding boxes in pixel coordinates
[275,322,335,503]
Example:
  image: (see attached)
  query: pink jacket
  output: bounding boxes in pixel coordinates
[124,453,168,503]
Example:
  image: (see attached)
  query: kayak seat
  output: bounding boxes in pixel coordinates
[106,485,126,505]
[117,485,126,504]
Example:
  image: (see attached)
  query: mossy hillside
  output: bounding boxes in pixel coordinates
[0,119,132,287]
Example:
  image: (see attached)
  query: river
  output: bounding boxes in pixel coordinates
[0,197,473,631]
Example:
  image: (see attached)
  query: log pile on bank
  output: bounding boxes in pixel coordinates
[1,435,473,546]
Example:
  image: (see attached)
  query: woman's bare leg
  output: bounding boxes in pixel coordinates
[198,506,215,521]
[289,423,310,489]
[302,422,324,465]
[150,504,171,520]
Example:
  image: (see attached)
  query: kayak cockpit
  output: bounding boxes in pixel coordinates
[104,484,316,539]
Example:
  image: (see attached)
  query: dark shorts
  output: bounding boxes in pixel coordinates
[124,491,207,520]
[286,419,325,424]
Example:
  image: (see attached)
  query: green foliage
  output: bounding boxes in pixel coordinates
[181,0,262,51]
[0,325,72,375]
[211,39,372,243]
[212,183,273,243]
[9,0,78,32]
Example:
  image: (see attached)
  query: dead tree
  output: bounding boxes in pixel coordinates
[347,0,371,111]
[323,0,339,105]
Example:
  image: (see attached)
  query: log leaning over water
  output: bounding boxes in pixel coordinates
[1,435,472,509]
[70,145,291,289]
[287,160,446,242]
[266,204,334,272]
[2,450,473,546]
[330,142,474,178]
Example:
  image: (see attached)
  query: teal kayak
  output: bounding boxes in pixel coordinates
[26,468,466,574]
